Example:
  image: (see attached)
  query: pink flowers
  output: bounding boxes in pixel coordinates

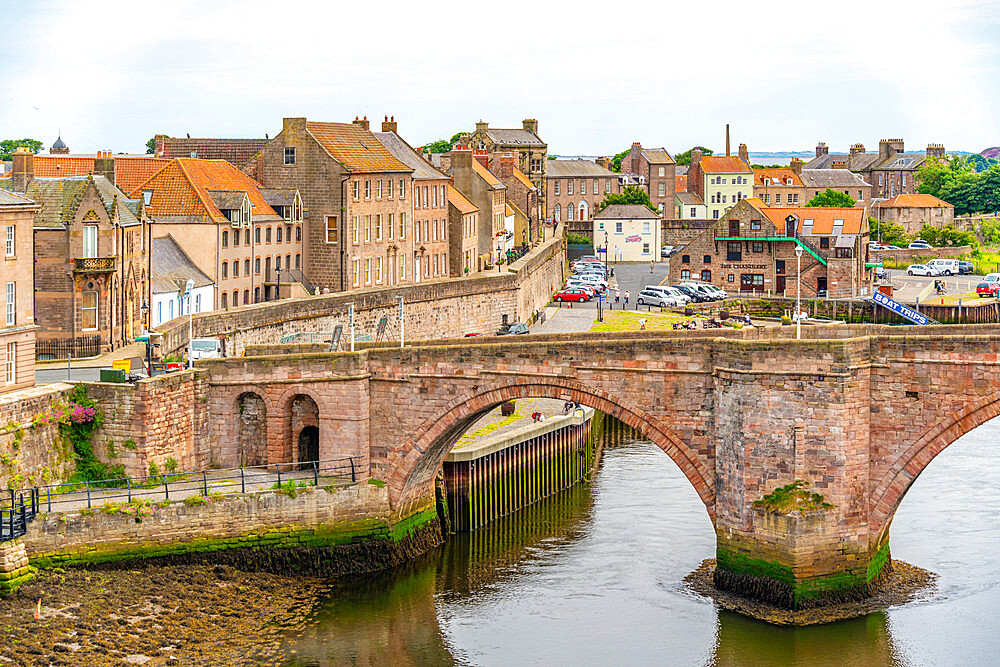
[68,405,97,424]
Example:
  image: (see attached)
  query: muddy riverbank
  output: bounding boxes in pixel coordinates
[684,558,937,625]
[0,565,327,666]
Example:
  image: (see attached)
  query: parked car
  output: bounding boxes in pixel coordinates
[645,285,690,305]
[574,274,609,289]
[496,323,530,335]
[682,282,723,301]
[564,281,598,295]
[926,259,959,276]
[977,282,1000,298]
[636,290,677,308]
[190,337,223,361]
[703,284,727,299]
[869,243,888,251]
[883,245,901,250]
[984,273,1000,284]
[673,284,713,303]
[958,261,974,275]
[554,287,591,303]
[906,264,940,277]
[660,245,676,258]
[909,241,933,250]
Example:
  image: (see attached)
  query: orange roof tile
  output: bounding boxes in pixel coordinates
[700,156,752,174]
[472,159,504,188]
[511,167,535,190]
[131,158,278,223]
[114,157,170,194]
[675,174,687,192]
[753,168,803,187]
[306,122,411,174]
[32,156,95,178]
[882,194,952,208]
[761,206,865,235]
[448,187,478,214]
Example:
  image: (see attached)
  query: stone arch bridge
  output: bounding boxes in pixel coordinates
[199,323,1000,607]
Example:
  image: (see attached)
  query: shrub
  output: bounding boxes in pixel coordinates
[164,457,179,473]
[148,461,160,477]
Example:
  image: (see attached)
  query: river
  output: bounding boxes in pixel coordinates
[277,421,1000,666]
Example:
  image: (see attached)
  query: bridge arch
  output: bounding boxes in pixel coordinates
[389,377,715,519]
[870,390,1000,541]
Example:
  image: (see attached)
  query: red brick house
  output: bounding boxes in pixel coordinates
[616,143,676,218]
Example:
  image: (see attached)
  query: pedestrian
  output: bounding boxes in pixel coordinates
[639,318,647,330]
[610,267,615,278]
[624,290,630,307]
[614,289,620,305]
[650,262,654,274]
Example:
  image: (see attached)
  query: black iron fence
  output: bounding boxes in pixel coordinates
[19,458,360,516]
[35,335,102,361]
[0,489,39,542]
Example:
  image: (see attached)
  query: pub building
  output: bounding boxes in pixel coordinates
[668,197,873,298]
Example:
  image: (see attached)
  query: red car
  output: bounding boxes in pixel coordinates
[554,288,591,303]
[976,282,999,298]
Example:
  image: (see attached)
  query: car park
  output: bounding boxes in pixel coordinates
[682,282,723,301]
[908,241,933,250]
[977,282,1000,298]
[574,274,609,289]
[926,259,959,276]
[906,264,940,277]
[636,290,678,308]
[554,287,591,303]
[496,323,530,335]
[565,281,598,295]
[672,284,713,303]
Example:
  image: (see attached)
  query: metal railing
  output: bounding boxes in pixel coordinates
[73,256,116,272]
[35,335,102,361]
[10,458,360,518]
[0,489,39,542]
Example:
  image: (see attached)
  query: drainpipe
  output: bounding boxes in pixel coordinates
[340,174,350,292]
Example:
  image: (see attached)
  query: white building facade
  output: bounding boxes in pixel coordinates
[593,204,662,263]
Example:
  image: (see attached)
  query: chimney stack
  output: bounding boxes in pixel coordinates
[12,147,33,192]
[522,119,538,135]
[738,143,749,164]
[381,115,398,133]
[816,141,829,158]
[353,115,370,130]
[789,157,803,176]
[451,147,473,171]
[95,150,115,182]
[491,152,516,177]
[725,124,731,156]
[596,156,611,170]
[473,149,489,170]
[926,143,946,159]
[476,120,488,134]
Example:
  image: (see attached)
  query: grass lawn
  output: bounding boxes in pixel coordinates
[933,291,997,305]
[590,309,704,332]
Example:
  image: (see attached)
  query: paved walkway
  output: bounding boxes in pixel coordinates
[453,398,572,450]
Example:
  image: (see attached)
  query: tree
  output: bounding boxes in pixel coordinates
[868,217,908,247]
[0,138,43,160]
[145,136,163,154]
[596,185,659,214]
[420,132,466,154]
[918,223,976,247]
[610,147,631,172]
[674,146,714,166]
[805,188,855,207]
[916,156,1000,215]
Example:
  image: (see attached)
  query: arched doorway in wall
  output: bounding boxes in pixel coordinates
[286,393,320,466]
[299,426,319,465]
[236,392,268,467]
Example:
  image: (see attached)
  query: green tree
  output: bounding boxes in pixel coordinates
[610,147,631,172]
[674,146,714,166]
[0,138,43,160]
[596,185,659,214]
[421,132,466,154]
[916,156,1000,215]
[868,217,908,247]
[918,223,976,247]
[805,188,855,207]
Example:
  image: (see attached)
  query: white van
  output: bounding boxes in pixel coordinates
[926,259,959,276]
[190,337,223,361]
[644,285,690,305]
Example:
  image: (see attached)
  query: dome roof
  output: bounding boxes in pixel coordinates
[51,134,67,150]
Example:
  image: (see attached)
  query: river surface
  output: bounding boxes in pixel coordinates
[278,421,1000,666]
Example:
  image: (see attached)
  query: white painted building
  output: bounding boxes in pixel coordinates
[151,236,216,329]
[593,204,661,263]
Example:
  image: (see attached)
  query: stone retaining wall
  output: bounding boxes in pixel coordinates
[0,384,75,490]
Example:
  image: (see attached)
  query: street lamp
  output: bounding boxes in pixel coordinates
[140,302,151,375]
[276,266,282,300]
[795,245,803,340]
[184,279,194,369]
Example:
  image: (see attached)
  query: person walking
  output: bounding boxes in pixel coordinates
[614,286,620,305]
[624,290,630,308]
[650,262,654,274]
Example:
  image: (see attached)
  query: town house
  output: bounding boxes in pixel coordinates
[449,149,507,269]
[465,120,547,219]
[545,159,621,226]
[490,153,541,243]
[1,186,40,393]
[805,140,947,199]
[687,145,754,220]
[447,187,479,277]
[616,143,677,218]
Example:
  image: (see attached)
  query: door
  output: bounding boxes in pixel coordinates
[298,426,319,467]
[776,276,787,294]
[729,220,740,236]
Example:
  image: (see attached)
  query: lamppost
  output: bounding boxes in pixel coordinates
[184,279,194,369]
[795,245,803,340]
[140,302,150,375]
[497,243,502,273]
[275,266,282,301]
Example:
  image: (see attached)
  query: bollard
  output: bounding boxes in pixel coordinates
[86,480,91,508]
[313,460,319,486]
[240,467,245,494]
[127,476,132,502]
[349,457,356,482]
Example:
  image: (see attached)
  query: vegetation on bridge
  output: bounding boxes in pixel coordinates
[752,480,833,513]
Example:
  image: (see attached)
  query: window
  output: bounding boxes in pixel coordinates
[377,179,382,199]
[4,342,13,385]
[643,242,650,254]
[277,226,283,244]
[553,204,561,221]
[365,215,372,243]
[244,259,250,275]
[690,207,696,217]
[580,180,587,195]
[658,183,666,197]
[433,185,438,208]
[701,270,711,282]
[233,261,239,277]
[376,214,383,241]
[902,175,907,189]
[254,287,260,302]
[598,222,605,231]
[859,191,864,200]
[245,229,251,246]
[713,210,719,219]
[255,227,261,244]
[399,179,406,198]
[432,219,438,241]
[83,225,98,258]
[400,253,406,280]
[775,194,781,204]
[703,255,711,264]
[606,179,611,192]
[658,166,665,177]
[681,269,691,280]
[752,242,764,253]
[4,282,13,325]
[352,216,360,244]
[791,194,799,204]
[376,257,383,283]
[567,206,574,221]
[221,292,227,309]
[265,227,272,243]
[255,258,260,274]
[751,219,761,230]
[820,237,830,249]
[284,147,296,165]
[296,226,301,241]
[221,262,228,278]
[221,230,228,247]
[234,229,241,246]
[615,222,623,233]
[727,242,742,261]
[433,254,439,275]
[353,259,360,287]
[879,174,884,187]
[682,254,690,264]
[728,274,735,282]
[836,247,853,258]
[424,186,429,207]
[776,260,785,274]
[82,291,98,329]
[643,222,651,234]
[353,181,360,199]
[554,180,560,195]
[364,258,371,284]
[387,213,394,240]
[400,212,406,239]
[295,254,300,269]
[365,180,371,199]
[275,255,282,271]
[568,180,574,195]
[243,289,249,304]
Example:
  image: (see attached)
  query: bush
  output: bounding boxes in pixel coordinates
[148,461,160,477]
[918,223,976,247]
[165,457,179,473]
[566,233,592,245]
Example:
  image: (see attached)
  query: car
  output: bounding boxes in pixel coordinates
[906,264,940,277]
[573,264,606,274]
[682,282,723,301]
[464,332,483,337]
[869,243,888,251]
[496,323,530,335]
[644,285,690,305]
[190,337,223,360]
[574,274,609,289]
[909,241,933,250]
[977,282,1000,298]
[553,288,591,303]
[672,284,713,303]
[958,261,974,275]
[575,255,599,263]
[883,245,901,250]
[702,284,727,299]
[984,273,1000,284]
[660,245,676,258]
[636,290,676,308]
[927,259,959,276]
[565,281,598,294]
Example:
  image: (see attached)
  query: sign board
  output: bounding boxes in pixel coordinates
[375,315,388,338]
[871,291,931,325]
[625,235,642,243]
[112,359,132,372]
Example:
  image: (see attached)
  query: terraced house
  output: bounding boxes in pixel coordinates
[133,157,301,308]
[2,149,148,358]
[249,117,415,292]
[545,159,621,225]
[805,139,947,199]
[1,186,40,393]
[687,145,754,220]
[615,143,676,217]
[465,120,547,219]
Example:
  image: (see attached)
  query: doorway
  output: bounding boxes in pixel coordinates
[298,426,319,465]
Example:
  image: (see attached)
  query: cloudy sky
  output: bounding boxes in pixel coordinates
[2,0,998,156]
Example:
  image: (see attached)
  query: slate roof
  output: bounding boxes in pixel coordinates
[675,192,704,206]
[259,188,298,207]
[151,235,214,295]
[448,187,478,214]
[0,189,36,206]
[92,176,142,227]
[485,128,545,147]
[373,131,447,180]
[0,177,90,228]
[804,151,931,172]
[307,122,412,174]
[760,207,866,235]
[881,194,953,208]
[157,137,268,169]
[546,160,617,178]
[133,158,279,223]
[641,148,674,164]
[699,156,752,174]
[594,204,660,220]
[804,153,881,171]
[799,169,870,189]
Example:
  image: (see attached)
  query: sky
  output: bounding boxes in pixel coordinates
[2,0,998,157]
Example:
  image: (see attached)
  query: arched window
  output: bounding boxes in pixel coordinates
[233,261,239,277]
[553,204,561,222]
[221,261,228,279]
[232,290,238,306]
[277,226,283,243]
[222,230,228,247]
[221,292,228,309]
[295,253,301,269]
[567,205,575,221]
[243,289,249,305]
[296,226,301,241]
[265,226,272,243]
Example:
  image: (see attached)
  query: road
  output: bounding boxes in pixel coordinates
[884,269,995,305]
[35,366,108,384]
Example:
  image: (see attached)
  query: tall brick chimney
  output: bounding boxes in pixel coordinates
[522,119,538,135]
[353,116,370,130]
[926,143,946,159]
[789,157,803,176]
[473,149,489,170]
[738,143,749,164]
[491,152,516,178]
[94,150,115,182]
[381,115,397,133]
[691,148,702,169]
[816,141,829,158]
[879,138,904,161]
[725,124,731,156]
[596,156,611,170]
[12,147,33,192]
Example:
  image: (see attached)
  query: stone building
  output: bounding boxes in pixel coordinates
[675,192,707,220]
[247,117,415,292]
[753,167,805,207]
[1,186,40,393]
[668,198,872,298]
[149,236,216,328]
[797,163,872,208]
[490,153,540,242]
[447,187,479,276]
[2,150,148,357]
[593,204,661,263]
[687,145,754,220]
[878,194,955,234]
[805,140,947,199]
[545,159,620,225]
[133,157,299,308]
[449,149,506,270]
[616,143,677,218]
[375,119,451,283]
[465,120,547,218]
[31,151,170,195]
